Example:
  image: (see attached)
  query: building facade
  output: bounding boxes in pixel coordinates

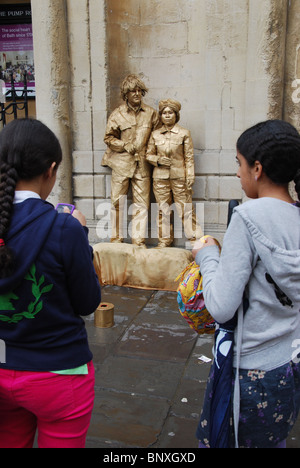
[2,0,300,244]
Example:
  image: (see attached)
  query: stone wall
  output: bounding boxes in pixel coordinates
[30,0,300,245]
[67,0,107,226]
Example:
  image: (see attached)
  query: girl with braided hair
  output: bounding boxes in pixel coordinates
[193,120,300,448]
[0,119,101,448]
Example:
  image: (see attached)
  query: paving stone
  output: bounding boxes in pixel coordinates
[183,335,214,382]
[114,289,198,362]
[153,415,199,449]
[170,378,208,421]
[115,321,197,362]
[94,355,185,399]
[88,389,170,448]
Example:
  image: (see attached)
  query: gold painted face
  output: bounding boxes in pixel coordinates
[161,106,176,127]
[126,87,142,107]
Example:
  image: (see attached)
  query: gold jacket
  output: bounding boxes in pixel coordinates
[102,103,159,178]
[146,124,195,180]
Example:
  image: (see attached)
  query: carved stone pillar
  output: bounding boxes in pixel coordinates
[284,0,300,132]
[31,0,72,205]
[245,0,288,126]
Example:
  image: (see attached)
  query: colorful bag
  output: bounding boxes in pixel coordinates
[176,236,220,335]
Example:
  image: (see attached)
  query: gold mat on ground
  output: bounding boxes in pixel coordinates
[93,243,193,291]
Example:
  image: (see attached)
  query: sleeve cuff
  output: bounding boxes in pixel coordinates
[195,245,220,266]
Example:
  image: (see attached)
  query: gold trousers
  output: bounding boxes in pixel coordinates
[153,178,203,246]
[110,170,150,245]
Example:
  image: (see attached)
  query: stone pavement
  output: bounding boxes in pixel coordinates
[84,285,300,449]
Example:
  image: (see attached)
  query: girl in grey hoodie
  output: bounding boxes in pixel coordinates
[194,120,300,448]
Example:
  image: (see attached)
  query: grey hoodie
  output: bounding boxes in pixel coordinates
[195,197,300,371]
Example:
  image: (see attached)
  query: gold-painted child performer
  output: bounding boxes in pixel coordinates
[102,74,159,247]
[146,99,203,247]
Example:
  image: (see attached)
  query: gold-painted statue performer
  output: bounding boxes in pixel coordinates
[146,99,203,247]
[102,74,159,247]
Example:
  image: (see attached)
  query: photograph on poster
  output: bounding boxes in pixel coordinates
[0,4,34,97]
[0,24,34,96]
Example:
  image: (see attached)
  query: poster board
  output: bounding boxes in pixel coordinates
[0,4,34,97]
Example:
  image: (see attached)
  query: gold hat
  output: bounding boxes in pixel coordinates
[158,99,181,113]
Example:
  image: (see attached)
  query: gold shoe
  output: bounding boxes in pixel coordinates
[132,241,147,249]
[156,242,172,248]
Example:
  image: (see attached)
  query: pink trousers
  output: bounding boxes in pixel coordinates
[0,361,95,448]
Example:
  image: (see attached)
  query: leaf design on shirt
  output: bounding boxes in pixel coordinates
[0,292,19,311]
[0,264,53,323]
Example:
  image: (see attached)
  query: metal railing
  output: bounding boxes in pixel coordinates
[0,71,31,126]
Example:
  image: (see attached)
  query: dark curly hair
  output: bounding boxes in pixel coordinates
[0,118,62,278]
[236,120,300,196]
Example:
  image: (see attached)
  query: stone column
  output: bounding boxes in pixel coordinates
[284,0,300,132]
[31,0,72,206]
[245,0,288,126]
[283,0,300,199]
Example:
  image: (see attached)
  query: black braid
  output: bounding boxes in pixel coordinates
[0,163,18,278]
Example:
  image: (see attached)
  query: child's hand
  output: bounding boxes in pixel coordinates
[192,236,218,259]
[72,209,86,226]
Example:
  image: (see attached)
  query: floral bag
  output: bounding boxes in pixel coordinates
[176,236,220,335]
[176,261,215,335]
